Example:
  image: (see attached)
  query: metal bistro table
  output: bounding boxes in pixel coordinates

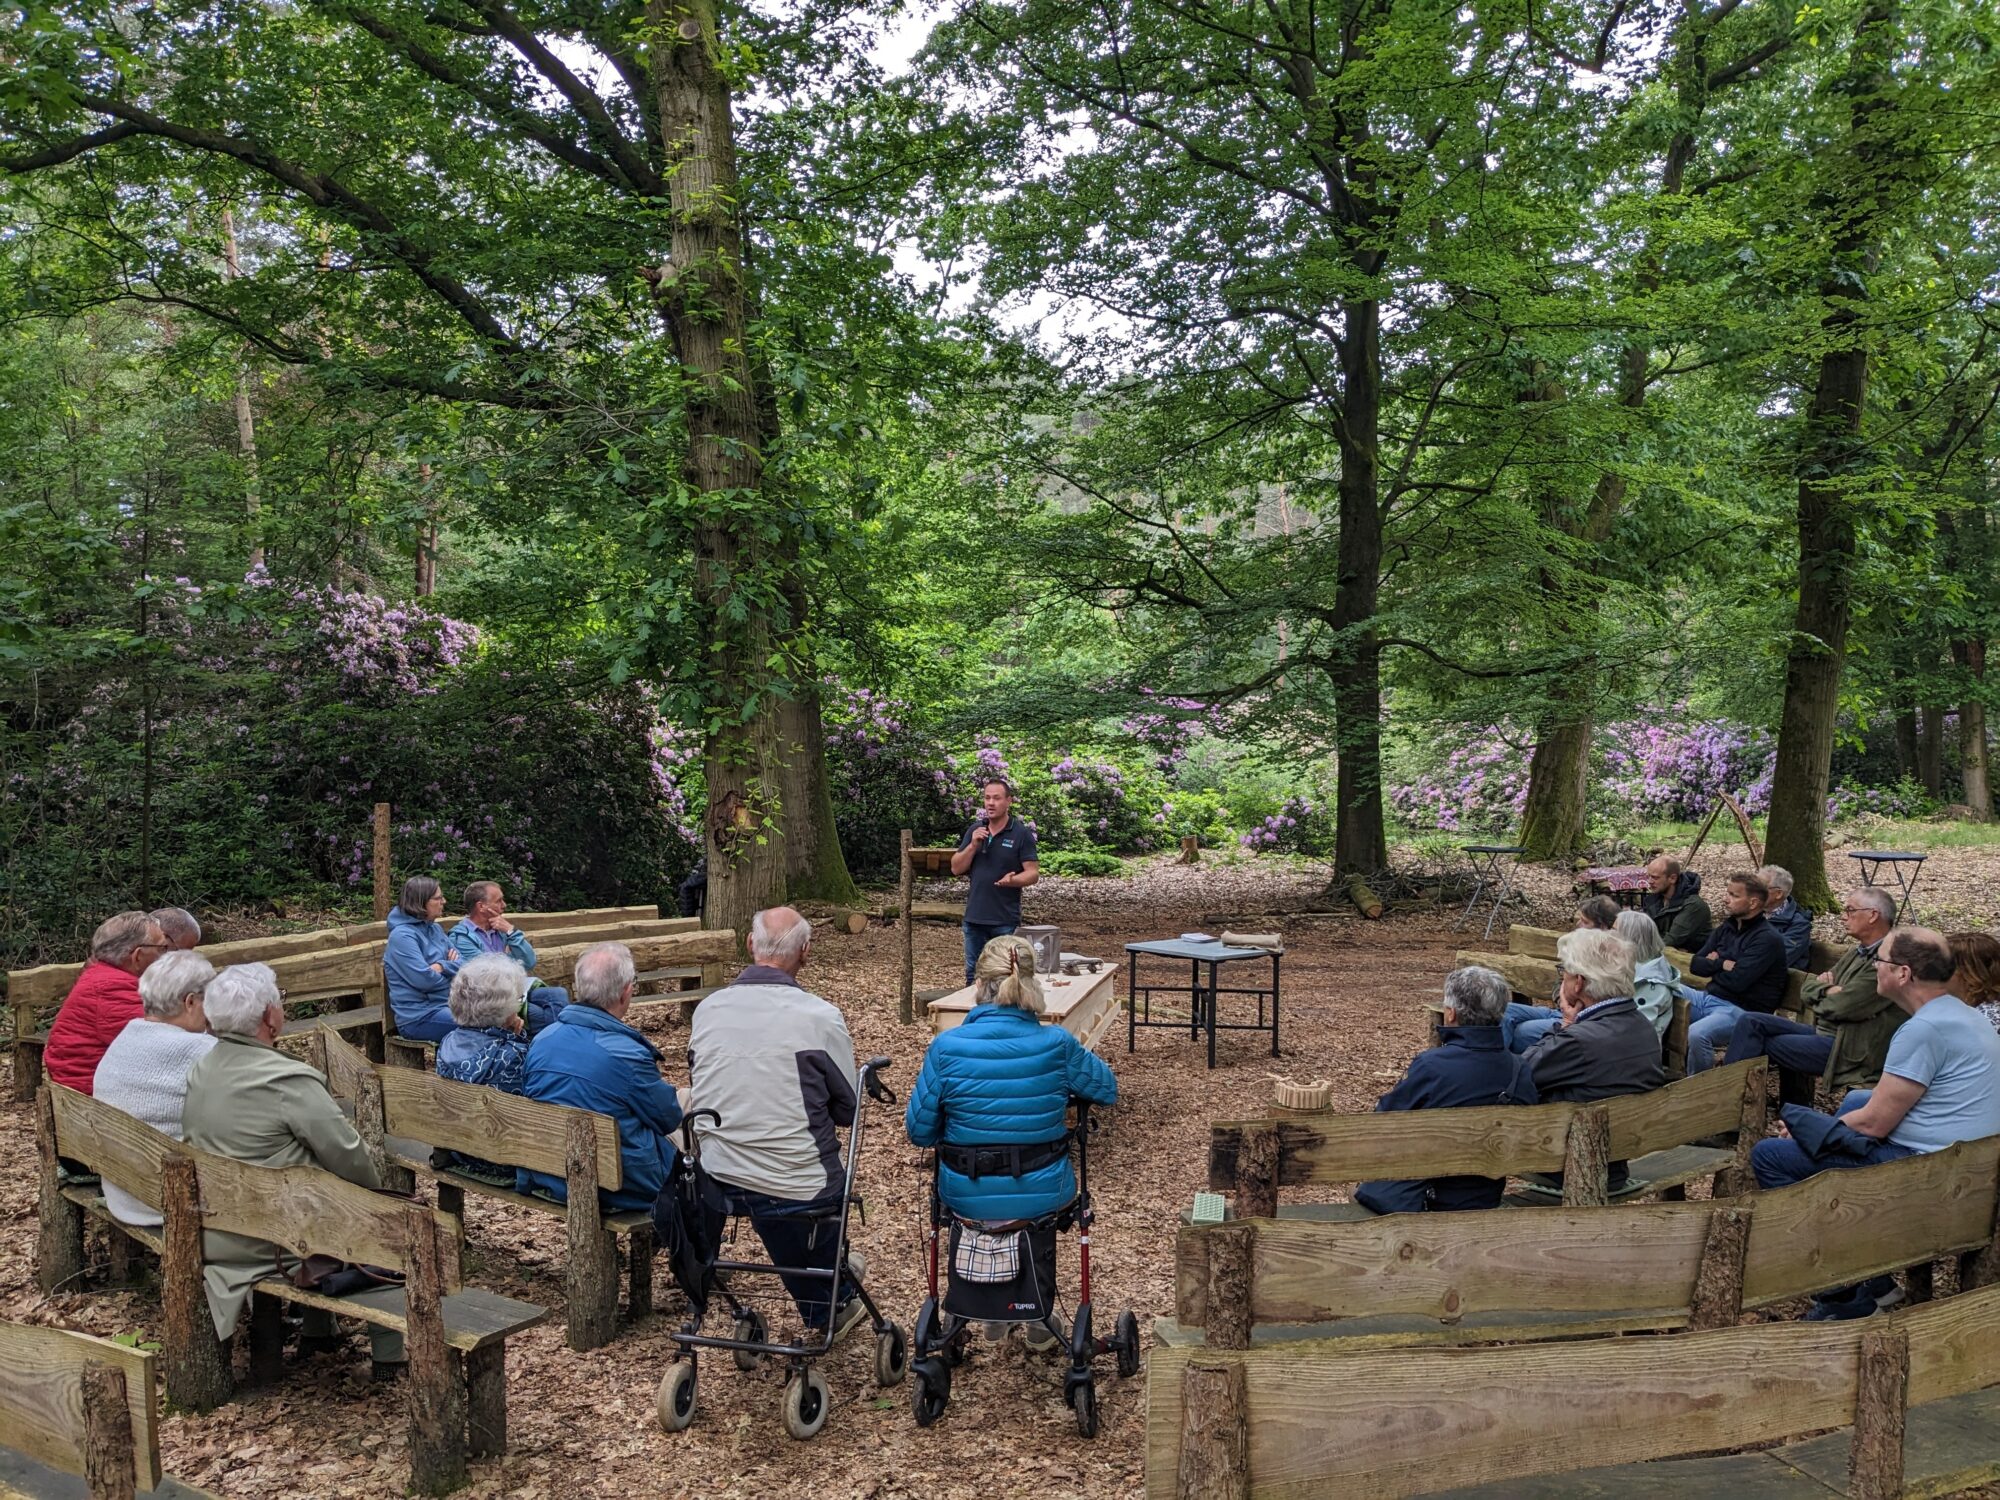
[1458,844,1527,942]
[1850,850,1927,921]
[1125,938,1280,1070]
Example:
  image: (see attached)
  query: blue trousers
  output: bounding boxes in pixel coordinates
[723,1186,860,1329]
[1502,1002,1562,1054]
[1749,1091,1916,1189]
[1726,1012,1831,1080]
[1680,985,1744,1074]
[963,922,1016,986]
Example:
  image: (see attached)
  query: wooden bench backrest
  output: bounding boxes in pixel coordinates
[1208,1059,1762,1187]
[0,1321,160,1492]
[1506,923,1851,973]
[1145,1281,2000,1500]
[48,1083,456,1275]
[376,1068,623,1188]
[531,928,737,989]
[1178,1134,2000,1330]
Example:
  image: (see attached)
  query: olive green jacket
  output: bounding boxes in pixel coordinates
[1802,941,1905,1093]
[180,1033,381,1340]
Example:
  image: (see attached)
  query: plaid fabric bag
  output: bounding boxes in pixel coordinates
[952,1228,1023,1284]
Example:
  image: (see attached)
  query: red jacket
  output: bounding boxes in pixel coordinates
[44,961,143,1094]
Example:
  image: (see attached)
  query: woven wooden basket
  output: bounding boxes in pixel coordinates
[1271,1076,1331,1112]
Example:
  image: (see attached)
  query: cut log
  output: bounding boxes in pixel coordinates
[829,907,874,936]
[80,1362,138,1500]
[1560,1103,1612,1208]
[1179,836,1201,865]
[1176,1360,1249,1500]
[1342,874,1384,919]
[1203,1224,1255,1351]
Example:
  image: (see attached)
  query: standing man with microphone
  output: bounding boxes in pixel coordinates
[949,778,1041,986]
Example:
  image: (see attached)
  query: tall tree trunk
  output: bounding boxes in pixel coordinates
[414,463,437,596]
[1331,298,1387,876]
[779,681,861,902]
[1955,640,1990,818]
[1916,704,1946,798]
[1893,708,1919,779]
[220,208,263,571]
[1763,0,1896,911]
[1519,716,1593,859]
[647,0,789,941]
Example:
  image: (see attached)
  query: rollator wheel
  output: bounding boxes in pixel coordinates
[656,1359,698,1433]
[874,1321,908,1387]
[732,1308,766,1371]
[1115,1310,1141,1378]
[782,1366,831,1441]
[1070,1378,1099,1439]
[910,1357,951,1427]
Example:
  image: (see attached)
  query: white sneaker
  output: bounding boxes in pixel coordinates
[830,1295,870,1344]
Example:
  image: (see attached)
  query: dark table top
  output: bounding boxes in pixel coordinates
[1464,844,1526,855]
[1849,850,1926,862]
[1124,939,1275,964]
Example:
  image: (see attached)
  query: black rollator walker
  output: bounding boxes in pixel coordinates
[655,1056,907,1441]
[909,1099,1140,1437]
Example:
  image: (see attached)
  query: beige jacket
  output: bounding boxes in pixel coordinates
[180,1033,380,1339]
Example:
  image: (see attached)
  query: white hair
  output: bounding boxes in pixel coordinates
[1556,929,1636,1005]
[137,951,216,1020]
[205,962,281,1037]
[1848,887,1896,926]
[573,943,636,1009]
[1613,910,1666,965]
[1757,865,1795,898]
[1442,966,1510,1026]
[749,907,811,965]
[450,954,528,1029]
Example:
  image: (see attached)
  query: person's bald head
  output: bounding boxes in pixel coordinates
[749,906,811,975]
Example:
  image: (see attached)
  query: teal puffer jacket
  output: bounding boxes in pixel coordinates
[904,1004,1118,1220]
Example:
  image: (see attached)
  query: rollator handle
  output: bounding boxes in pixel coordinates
[862,1055,897,1104]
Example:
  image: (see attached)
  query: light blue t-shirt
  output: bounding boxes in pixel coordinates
[1882,997,2000,1154]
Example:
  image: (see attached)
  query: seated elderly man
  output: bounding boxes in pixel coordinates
[1520,928,1666,1189]
[1725,888,1901,1106]
[1501,897,1631,1053]
[92,951,218,1228]
[1753,928,2000,1320]
[519,943,682,1213]
[1680,870,1788,1073]
[150,907,202,952]
[1356,967,1523,1214]
[181,964,405,1375]
[687,906,869,1337]
[45,911,170,1094]
[447,882,565,1032]
[435,954,535,1183]
[1757,865,1813,970]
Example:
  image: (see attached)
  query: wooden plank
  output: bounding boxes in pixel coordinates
[499,917,692,950]
[1904,1274,2000,1406]
[1742,1136,2000,1307]
[1151,1308,1689,1354]
[1606,1060,1762,1159]
[280,1005,382,1038]
[256,1279,548,1353]
[377,1067,622,1188]
[390,1155,652,1232]
[47,1084,179,1221]
[1211,1104,1573,1187]
[1454,951,1558,1002]
[0,1323,160,1492]
[189,1146,459,1277]
[907,846,957,877]
[1507,926,1562,961]
[317,1026,378,1104]
[511,906,664,932]
[530,929,737,989]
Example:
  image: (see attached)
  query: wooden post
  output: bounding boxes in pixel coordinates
[1904,1259,1934,1306]
[1176,1360,1250,1500]
[35,1088,85,1295]
[1961,1156,2000,1290]
[564,1113,617,1351]
[1204,1224,1255,1351]
[1715,1062,1770,1197]
[1848,1326,1909,1500]
[372,803,392,921]
[627,1225,654,1322]
[1234,1124,1279,1220]
[1560,1104,1612,1208]
[899,829,915,1025]
[105,1225,136,1287]
[1687,1205,1753,1330]
[355,1069,413,1193]
[247,1293,286,1386]
[13,1029,41,1103]
[464,1344,507,1459]
[161,1156,232,1413]
[404,1206,467,1496]
[80,1362,138,1500]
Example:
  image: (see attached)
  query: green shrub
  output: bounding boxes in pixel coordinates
[1039,849,1127,877]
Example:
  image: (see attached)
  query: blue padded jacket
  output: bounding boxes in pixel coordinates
[384,908,463,1042]
[519,1003,681,1213]
[904,1004,1118,1220]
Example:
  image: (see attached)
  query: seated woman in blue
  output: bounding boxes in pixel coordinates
[434,953,532,1183]
[905,936,1118,1344]
[384,875,464,1043]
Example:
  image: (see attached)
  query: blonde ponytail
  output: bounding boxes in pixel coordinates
[972,935,1046,1016]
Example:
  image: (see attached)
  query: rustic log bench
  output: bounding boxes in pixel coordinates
[38,1085,546,1496]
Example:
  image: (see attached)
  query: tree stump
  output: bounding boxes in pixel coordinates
[404,1206,467,1496]
[1848,1326,1909,1500]
[564,1113,617,1351]
[1176,1359,1250,1500]
[80,1361,137,1500]
[1178,836,1201,865]
[160,1156,232,1413]
[35,1088,84,1295]
[1560,1104,1612,1208]
[1234,1124,1279,1221]
[1204,1224,1255,1351]
[1687,1205,1753,1330]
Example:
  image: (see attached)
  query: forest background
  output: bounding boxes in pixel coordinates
[2,0,1998,968]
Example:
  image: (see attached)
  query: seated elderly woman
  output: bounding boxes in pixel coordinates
[383,875,465,1044]
[92,950,219,1228]
[181,963,405,1377]
[1613,909,1679,1038]
[434,953,534,1184]
[1355,966,1524,1215]
[1949,931,2000,1034]
[905,935,1117,1349]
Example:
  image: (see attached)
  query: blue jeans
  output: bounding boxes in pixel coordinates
[963,922,1017,986]
[723,1187,861,1329]
[1727,1012,1831,1081]
[1749,1090,1916,1189]
[1680,985,1743,1074]
[1502,1002,1562,1054]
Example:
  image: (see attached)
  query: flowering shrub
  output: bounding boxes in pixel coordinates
[1238,795,1335,855]
[1826,777,1937,823]
[821,683,967,875]
[1120,690,1225,776]
[1388,730,1531,834]
[1600,714,1775,820]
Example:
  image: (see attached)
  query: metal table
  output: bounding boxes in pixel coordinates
[1125,938,1280,1069]
[1849,850,1926,921]
[1458,844,1527,941]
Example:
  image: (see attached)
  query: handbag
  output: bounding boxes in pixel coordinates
[952,1228,1023,1284]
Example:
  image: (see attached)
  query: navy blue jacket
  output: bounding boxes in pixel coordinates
[1355,1026,1522,1214]
[1689,912,1789,1011]
[519,1004,682,1212]
[905,1004,1117,1220]
[1764,899,1813,971]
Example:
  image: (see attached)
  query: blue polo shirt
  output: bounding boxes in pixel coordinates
[957,816,1039,926]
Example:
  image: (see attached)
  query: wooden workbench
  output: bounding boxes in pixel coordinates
[925,967,1120,1054]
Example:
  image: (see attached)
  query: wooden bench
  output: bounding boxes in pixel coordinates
[1146,1278,2000,1499]
[1163,1133,2000,1353]
[0,1319,217,1500]
[1209,1058,1767,1218]
[38,1085,546,1496]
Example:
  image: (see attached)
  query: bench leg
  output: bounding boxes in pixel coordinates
[404,1207,467,1495]
[106,1224,138,1287]
[13,1039,42,1103]
[627,1226,654,1323]
[35,1090,85,1295]
[248,1293,287,1386]
[464,1345,506,1459]
[564,1115,617,1351]
[162,1158,233,1413]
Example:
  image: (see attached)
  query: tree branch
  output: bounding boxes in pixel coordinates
[0,122,144,172]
